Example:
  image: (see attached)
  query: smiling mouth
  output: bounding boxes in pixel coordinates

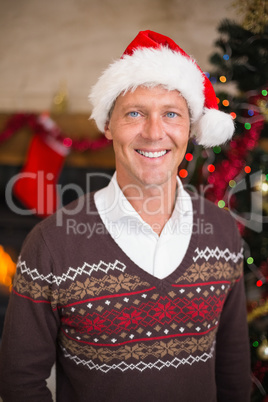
[136,150,168,158]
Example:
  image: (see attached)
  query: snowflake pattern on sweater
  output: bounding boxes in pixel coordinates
[14,245,243,373]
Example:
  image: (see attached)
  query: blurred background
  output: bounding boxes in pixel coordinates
[0,0,267,400]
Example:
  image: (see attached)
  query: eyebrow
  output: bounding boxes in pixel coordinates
[122,103,186,111]
[122,103,145,110]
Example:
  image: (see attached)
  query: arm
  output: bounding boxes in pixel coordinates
[0,225,60,401]
[215,230,251,401]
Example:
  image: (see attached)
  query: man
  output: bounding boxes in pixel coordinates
[0,30,251,401]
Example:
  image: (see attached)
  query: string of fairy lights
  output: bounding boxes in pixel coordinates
[177,49,268,295]
[178,57,267,205]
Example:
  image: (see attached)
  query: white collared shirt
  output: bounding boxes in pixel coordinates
[94,173,193,279]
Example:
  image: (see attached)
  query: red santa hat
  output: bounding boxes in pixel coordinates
[89,30,234,147]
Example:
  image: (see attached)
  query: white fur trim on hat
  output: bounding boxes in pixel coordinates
[89,47,204,128]
[89,46,235,147]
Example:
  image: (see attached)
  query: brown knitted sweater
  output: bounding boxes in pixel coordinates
[0,192,251,401]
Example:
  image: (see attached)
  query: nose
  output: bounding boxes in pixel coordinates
[142,115,164,141]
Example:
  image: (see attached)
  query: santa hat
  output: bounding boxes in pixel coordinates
[89,30,234,147]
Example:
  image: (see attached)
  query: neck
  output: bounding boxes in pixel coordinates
[118,176,178,236]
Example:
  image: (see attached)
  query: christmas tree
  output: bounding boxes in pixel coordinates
[181,1,268,400]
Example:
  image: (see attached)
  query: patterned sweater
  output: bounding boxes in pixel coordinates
[0,192,251,402]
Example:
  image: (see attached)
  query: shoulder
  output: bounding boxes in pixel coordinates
[17,192,111,278]
[21,192,102,257]
[186,193,244,285]
[191,191,238,229]
[189,191,242,252]
[35,192,96,232]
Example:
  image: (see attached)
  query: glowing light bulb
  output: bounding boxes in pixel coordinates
[213,146,221,154]
[253,341,259,347]
[229,180,236,188]
[185,153,193,162]
[207,164,215,173]
[262,182,268,193]
[230,112,236,119]
[218,200,225,208]
[179,169,188,178]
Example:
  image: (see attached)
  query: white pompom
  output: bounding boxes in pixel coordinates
[192,108,235,148]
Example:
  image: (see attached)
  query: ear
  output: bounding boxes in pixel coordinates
[104,120,113,140]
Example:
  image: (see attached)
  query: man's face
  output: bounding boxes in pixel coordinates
[105,85,190,191]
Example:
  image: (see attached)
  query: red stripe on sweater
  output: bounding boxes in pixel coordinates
[12,288,51,304]
[61,324,218,348]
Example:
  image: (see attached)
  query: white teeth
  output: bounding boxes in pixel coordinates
[137,150,167,158]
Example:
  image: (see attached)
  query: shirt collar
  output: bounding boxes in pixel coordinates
[97,172,192,224]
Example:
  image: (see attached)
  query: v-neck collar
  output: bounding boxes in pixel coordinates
[89,192,199,293]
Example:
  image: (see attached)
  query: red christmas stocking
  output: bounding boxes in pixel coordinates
[13,133,68,217]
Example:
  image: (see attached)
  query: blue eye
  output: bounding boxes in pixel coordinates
[166,112,177,118]
[129,111,140,117]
